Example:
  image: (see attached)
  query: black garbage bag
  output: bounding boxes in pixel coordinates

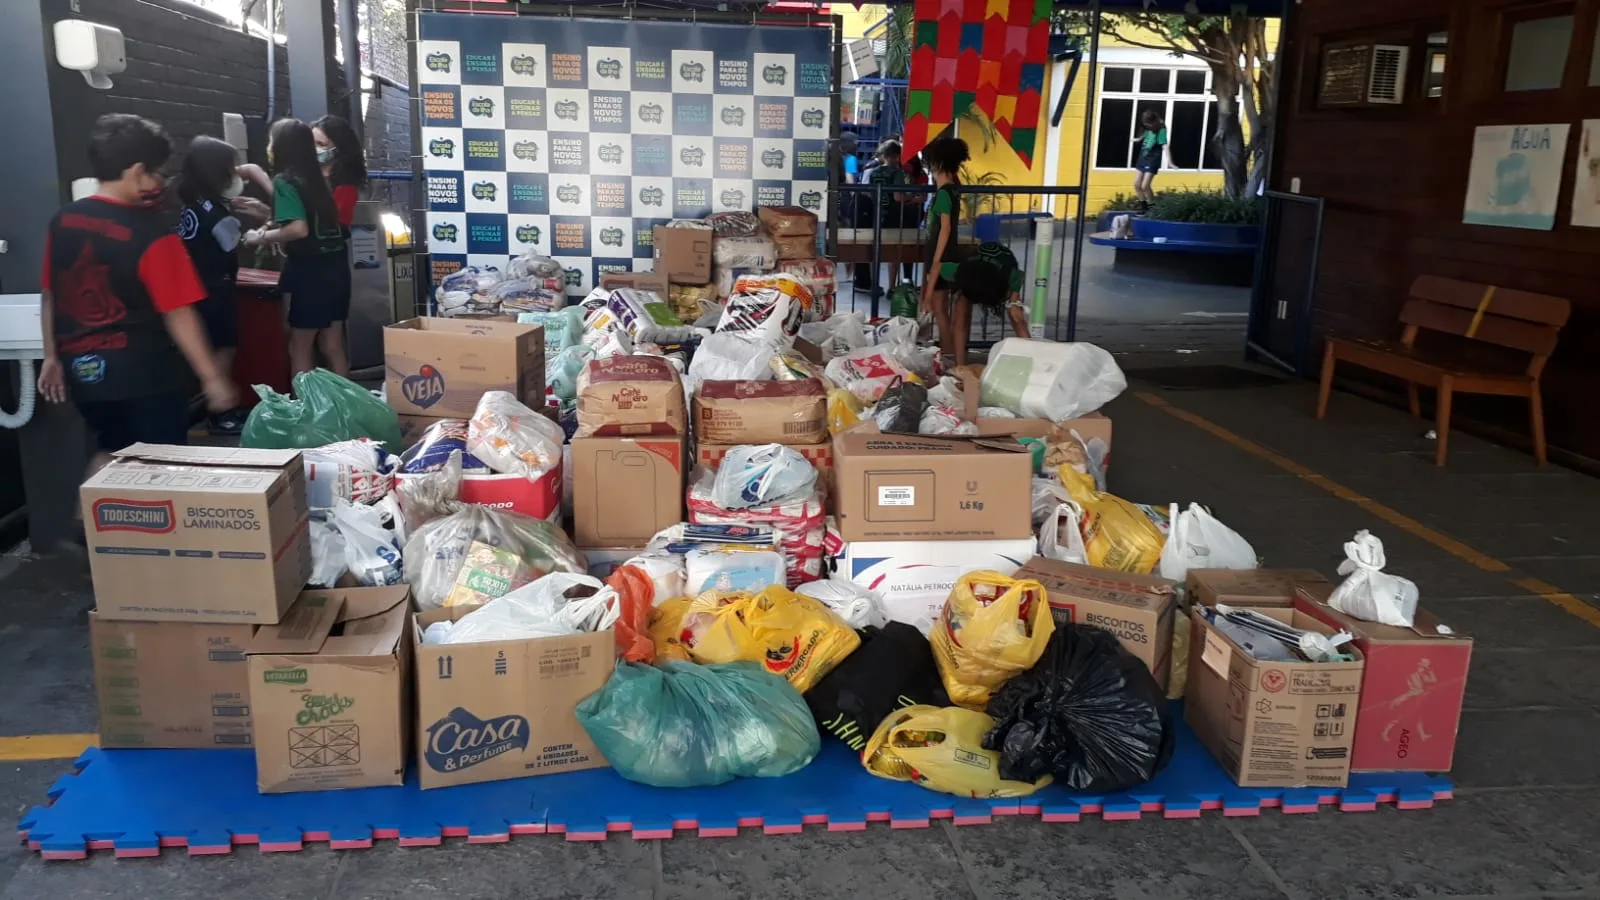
[806,622,951,751]
[983,624,1173,792]
[871,377,929,435]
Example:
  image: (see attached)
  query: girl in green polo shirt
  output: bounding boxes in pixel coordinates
[919,137,971,361]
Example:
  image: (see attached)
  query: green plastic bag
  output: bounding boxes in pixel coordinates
[241,368,403,452]
[888,283,920,320]
[576,660,821,788]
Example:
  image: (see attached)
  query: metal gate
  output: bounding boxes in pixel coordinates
[1246,191,1323,376]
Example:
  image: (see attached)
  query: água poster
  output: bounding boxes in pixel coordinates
[1462,123,1570,231]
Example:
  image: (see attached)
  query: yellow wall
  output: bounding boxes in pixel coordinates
[839,4,887,39]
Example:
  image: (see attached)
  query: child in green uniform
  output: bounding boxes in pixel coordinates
[919,137,971,360]
[951,242,1031,368]
[1133,109,1167,206]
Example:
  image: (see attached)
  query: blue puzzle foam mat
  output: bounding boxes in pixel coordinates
[19,716,1452,860]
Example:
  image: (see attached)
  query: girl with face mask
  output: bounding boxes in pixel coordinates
[173,136,252,433]
[312,115,368,228]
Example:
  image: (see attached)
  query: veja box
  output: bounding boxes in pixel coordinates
[1295,589,1472,773]
[246,587,411,794]
[832,426,1033,542]
[1185,606,1365,788]
[1012,557,1178,691]
[840,539,1037,633]
[396,413,446,444]
[571,436,685,546]
[90,614,255,749]
[652,224,713,284]
[1187,569,1329,608]
[82,444,311,624]
[413,610,615,789]
[384,317,545,418]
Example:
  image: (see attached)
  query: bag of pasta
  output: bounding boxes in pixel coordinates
[1059,465,1166,573]
[679,586,861,694]
[864,705,1051,799]
[930,571,1054,709]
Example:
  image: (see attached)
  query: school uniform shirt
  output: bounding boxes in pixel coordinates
[178,197,241,301]
[974,242,1026,308]
[42,197,206,402]
[273,175,347,256]
[924,183,961,282]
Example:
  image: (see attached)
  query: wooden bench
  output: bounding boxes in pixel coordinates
[1316,275,1571,466]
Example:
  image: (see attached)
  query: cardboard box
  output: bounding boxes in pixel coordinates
[832,426,1033,541]
[413,611,614,789]
[652,224,712,284]
[384,317,545,418]
[1185,606,1365,788]
[90,614,255,749]
[841,539,1037,631]
[599,270,669,297]
[396,414,446,445]
[1187,568,1329,608]
[247,587,411,794]
[694,378,828,445]
[975,412,1115,473]
[1012,557,1178,690]
[82,445,311,624]
[1295,591,1472,773]
[757,205,819,237]
[773,233,816,260]
[576,355,687,438]
[571,436,685,546]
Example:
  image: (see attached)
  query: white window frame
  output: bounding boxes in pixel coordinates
[1092,62,1224,173]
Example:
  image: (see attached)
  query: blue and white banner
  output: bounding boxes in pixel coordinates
[417,12,833,293]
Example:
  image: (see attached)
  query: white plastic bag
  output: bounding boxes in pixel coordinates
[467,391,565,481]
[302,439,396,509]
[795,578,888,629]
[798,311,868,360]
[873,317,919,348]
[685,548,787,594]
[1328,530,1420,627]
[423,572,620,645]
[328,498,404,586]
[1158,503,1258,582]
[1038,502,1089,565]
[824,346,916,403]
[979,339,1127,421]
[687,331,778,389]
[709,445,818,510]
[1031,478,1072,528]
[308,517,348,587]
[619,550,687,607]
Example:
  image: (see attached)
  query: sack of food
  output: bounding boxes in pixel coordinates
[327,498,404,586]
[824,346,920,404]
[806,622,947,749]
[1328,530,1420,627]
[865,705,1050,798]
[704,211,761,236]
[931,571,1055,709]
[678,586,861,694]
[575,355,688,437]
[871,377,930,435]
[1059,466,1166,573]
[686,331,779,388]
[403,504,586,611]
[768,351,827,383]
[467,391,565,481]
[687,468,827,587]
[399,420,489,474]
[757,205,819,237]
[695,377,827,445]
[979,339,1127,421]
[303,439,398,509]
[773,233,816,261]
[684,548,787,595]
[717,274,811,344]
[1158,503,1258,582]
[827,388,864,435]
[795,578,887,630]
[667,283,717,322]
[776,259,836,301]
[710,444,819,510]
[576,660,820,787]
[605,288,694,344]
[712,233,778,270]
[422,572,619,645]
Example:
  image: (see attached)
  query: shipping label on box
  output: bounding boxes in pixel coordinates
[1013,557,1177,689]
[833,427,1033,541]
[413,611,615,789]
[842,539,1037,633]
[91,614,255,749]
[82,444,311,625]
[1295,590,1472,773]
[1185,606,1364,788]
[571,436,685,546]
[384,317,545,418]
[247,587,411,794]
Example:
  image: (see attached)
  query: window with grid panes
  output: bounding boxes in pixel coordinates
[1094,64,1223,171]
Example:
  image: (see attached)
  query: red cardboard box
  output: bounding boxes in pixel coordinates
[1295,587,1473,773]
[396,465,562,523]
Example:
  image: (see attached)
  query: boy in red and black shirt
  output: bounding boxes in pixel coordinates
[38,114,237,463]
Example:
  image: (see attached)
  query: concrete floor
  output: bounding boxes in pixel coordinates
[6,361,1600,897]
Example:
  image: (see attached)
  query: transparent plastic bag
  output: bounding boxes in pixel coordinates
[1038,502,1088,565]
[710,444,818,510]
[242,368,402,451]
[576,660,820,787]
[865,705,1051,798]
[308,517,348,587]
[467,391,565,481]
[795,578,888,629]
[328,498,404,586]
[403,504,586,611]
[931,571,1055,709]
[394,449,466,534]
[1328,530,1420,627]
[423,572,619,645]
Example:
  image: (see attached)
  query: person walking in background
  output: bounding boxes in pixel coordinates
[919,136,970,361]
[1133,109,1167,207]
[243,119,351,378]
[173,135,257,435]
[37,114,237,469]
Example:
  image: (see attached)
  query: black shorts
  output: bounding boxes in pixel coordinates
[196,286,238,350]
[77,391,192,453]
[283,249,351,330]
[1135,148,1163,174]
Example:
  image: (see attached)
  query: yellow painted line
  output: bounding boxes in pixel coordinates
[1135,392,1510,573]
[1136,391,1600,629]
[0,734,96,761]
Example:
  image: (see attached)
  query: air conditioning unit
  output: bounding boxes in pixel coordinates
[1318,43,1411,107]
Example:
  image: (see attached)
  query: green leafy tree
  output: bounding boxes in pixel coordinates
[1055,5,1276,200]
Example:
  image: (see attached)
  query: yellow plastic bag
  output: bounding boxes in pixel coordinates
[1058,465,1167,573]
[863,705,1051,798]
[682,586,861,694]
[826,388,863,435]
[930,571,1054,709]
[648,596,695,663]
